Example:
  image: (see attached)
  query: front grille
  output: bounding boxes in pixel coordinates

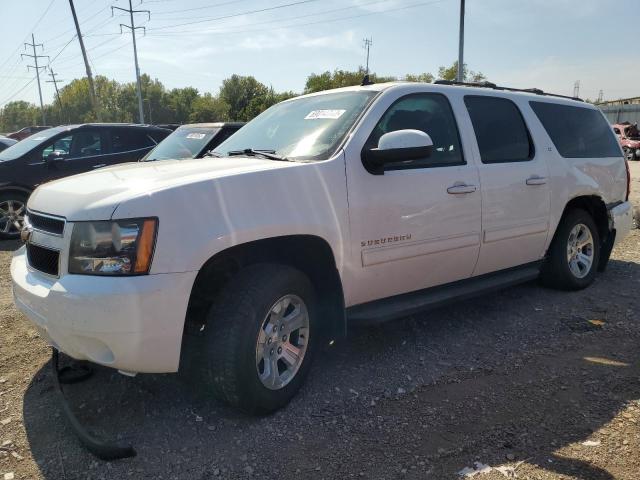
[28,212,65,235]
[27,244,60,276]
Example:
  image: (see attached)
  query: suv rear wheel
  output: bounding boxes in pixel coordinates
[189,263,318,414]
[0,192,28,240]
[541,208,600,290]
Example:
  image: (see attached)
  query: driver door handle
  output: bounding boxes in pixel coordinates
[92,164,107,169]
[447,184,477,194]
[526,176,547,186]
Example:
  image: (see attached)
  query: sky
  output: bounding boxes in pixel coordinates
[0,0,638,109]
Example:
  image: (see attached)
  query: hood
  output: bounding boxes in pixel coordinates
[28,157,296,221]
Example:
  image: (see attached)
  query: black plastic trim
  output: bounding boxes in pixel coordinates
[51,349,136,461]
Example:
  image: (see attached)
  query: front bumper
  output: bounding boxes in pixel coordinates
[11,248,197,373]
[610,201,633,247]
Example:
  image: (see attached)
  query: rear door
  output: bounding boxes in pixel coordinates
[464,95,551,275]
[104,128,159,165]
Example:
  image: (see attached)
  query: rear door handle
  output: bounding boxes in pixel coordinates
[447,184,477,194]
[526,176,547,186]
[92,164,107,169]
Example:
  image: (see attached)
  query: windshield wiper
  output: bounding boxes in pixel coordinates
[227,148,289,162]
[203,150,223,158]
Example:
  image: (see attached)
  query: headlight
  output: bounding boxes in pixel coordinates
[69,218,158,275]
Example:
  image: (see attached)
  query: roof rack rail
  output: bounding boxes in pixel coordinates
[433,79,583,102]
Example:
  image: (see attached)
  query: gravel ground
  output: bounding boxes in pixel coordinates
[1,165,640,480]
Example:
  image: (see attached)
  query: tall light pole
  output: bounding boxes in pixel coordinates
[363,38,372,74]
[113,0,150,124]
[21,34,48,124]
[457,0,465,82]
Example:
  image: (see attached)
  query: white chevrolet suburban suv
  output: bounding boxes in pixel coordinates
[11,81,633,414]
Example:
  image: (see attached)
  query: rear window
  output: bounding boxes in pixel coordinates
[529,102,620,158]
[464,96,533,163]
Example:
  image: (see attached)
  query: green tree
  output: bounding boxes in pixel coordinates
[219,75,271,121]
[189,93,230,122]
[304,67,396,93]
[165,87,199,124]
[404,73,435,83]
[437,61,486,82]
[0,101,39,132]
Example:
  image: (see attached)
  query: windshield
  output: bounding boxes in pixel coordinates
[0,127,63,161]
[214,91,377,161]
[142,126,220,161]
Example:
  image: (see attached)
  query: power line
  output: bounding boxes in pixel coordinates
[147,0,448,38]
[0,77,37,108]
[113,0,150,123]
[0,0,56,73]
[153,0,246,15]
[21,34,49,124]
[147,0,321,31]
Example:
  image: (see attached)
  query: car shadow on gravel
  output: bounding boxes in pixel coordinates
[21,259,640,479]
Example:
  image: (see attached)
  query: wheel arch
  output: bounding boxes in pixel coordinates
[552,195,611,271]
[183,234,346,345]
[0,184,33,197]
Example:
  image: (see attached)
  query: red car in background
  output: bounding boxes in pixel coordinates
[613,122,640,160]
[6,125,53,141]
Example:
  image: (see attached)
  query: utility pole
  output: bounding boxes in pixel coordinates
[21,34,48,125]
[457,0,465,82]
[573,80,580,98]
[597,89,603,104]
[363,38,372,75]
[113,0,150,124]
[69,0,101,120]
[46,69,65,123]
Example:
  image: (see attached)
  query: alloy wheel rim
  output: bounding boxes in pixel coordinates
[566,223,594,279]
[0,199,25,235]
[255,294,309,390]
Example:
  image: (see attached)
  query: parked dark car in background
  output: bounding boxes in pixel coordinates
[141,122,244,162]
[0,136,17,152]
[0,123,170,238]
[7,125,53,141]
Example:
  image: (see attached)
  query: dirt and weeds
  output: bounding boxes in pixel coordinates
[1,165,639,479]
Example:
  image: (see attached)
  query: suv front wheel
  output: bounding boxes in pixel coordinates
[541,209,600,290]
[190,264,318,414]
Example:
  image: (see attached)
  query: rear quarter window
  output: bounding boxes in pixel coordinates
[529,102,620,158]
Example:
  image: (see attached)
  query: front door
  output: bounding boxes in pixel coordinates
[344,91,482,307]
[463,95,551,275]
[38,129,108,181]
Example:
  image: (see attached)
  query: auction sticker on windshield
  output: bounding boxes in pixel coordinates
[304,109,346,120]
[186,133,206,139]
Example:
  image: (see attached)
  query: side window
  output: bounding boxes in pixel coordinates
[529,101,620,158]
[613,127,621,135]
[42,135,72,159]
[111,130,155,153]
[464,96,533,163]
[69,131,103,158]
[365,93,464,169]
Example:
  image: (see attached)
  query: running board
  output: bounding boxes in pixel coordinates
[347,263,541,325]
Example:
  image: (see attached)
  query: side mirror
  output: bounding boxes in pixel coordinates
[362,129,433,174]
[45,151,66,164]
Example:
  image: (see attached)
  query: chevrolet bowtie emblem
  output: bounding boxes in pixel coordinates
[20,225,33,244]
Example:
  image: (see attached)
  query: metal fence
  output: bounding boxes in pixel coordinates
[599,104,640,125]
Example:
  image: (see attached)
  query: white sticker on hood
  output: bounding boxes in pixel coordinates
[186,133,206,139]
[304,109,346,120]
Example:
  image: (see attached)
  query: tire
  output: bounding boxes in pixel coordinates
[541,208,600,290]
[187,263,318,415]
[0,191,28,240]
[623,147,635,161]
